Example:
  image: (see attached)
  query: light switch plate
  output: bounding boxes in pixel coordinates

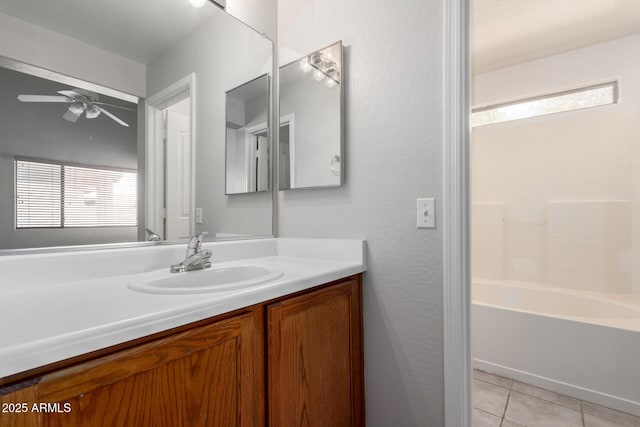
[416,198,435,228]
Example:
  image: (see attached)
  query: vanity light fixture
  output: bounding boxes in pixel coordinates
[190,0,207,8]
[298,48,341,87]
[299,58,312,73]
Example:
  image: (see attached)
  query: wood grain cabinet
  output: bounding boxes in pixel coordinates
[0,311,264,427]
[267,276,364,427]
[0,275,363,427]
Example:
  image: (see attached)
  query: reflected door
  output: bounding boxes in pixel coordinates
[165,107,192,240]
[255,134,269,191]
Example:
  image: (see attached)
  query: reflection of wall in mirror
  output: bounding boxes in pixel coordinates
[0,67,138,249]
[226,96,248,194]
[280,73,340,188]
[147,11,273,238]
[0,11,146,97]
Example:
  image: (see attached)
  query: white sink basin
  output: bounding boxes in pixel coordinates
[128,265,283,294]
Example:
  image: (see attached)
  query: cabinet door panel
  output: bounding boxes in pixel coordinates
[268,278,363,427]
[36,311,261,427]
[0,385,40,427]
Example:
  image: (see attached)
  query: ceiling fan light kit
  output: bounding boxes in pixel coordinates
[17,87,131,127]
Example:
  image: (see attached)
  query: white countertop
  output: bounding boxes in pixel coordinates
[0,238,366,381]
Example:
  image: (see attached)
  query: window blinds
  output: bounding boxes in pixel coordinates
[16,159,137,228]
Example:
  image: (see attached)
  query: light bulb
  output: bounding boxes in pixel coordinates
[68,102,85,115]
[190,0,207,8]
[325,78,337,88]
[299,58,312,73]
[313,69,325,82]
[86,104,101,119]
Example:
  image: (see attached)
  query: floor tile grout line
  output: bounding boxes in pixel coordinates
[474,369,640,426]
[511,387,582,413]
[501,387,512,424]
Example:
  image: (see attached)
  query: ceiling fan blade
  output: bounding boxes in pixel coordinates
[71,88,99,99]
[96,106,129,127]
[94,101,136,112]
[57,90,81,99]
[63,108,81,123]
[17,95,68,103]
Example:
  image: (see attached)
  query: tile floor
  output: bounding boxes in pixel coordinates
[473,369,640,427]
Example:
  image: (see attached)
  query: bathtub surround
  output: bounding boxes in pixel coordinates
[472,33,640,295]
[471,30,640,423]
[473,370,640,427]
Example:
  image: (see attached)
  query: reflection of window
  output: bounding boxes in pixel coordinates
[16,159,137,228]
[471,82,618,127]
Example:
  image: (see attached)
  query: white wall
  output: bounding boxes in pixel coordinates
[147,9,273,238]
[0,11,146,97]
[278,1,444,425]
[226,0,277,41]
[472,34,640,294]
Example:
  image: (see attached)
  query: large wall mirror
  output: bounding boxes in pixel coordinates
[0,0,273,251]
[279,41,343,190]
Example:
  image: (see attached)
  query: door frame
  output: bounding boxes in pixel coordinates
[245,122,269,192]
[145,73,196,240]
[443,0,471,426]
[277,114,295,189]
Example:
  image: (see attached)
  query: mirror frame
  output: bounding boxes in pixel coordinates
[277,40,344,191]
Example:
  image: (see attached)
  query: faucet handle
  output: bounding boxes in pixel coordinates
[187,232,208,255]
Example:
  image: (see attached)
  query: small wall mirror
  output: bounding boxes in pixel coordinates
[225,74,271,194]
[279,41,343,190]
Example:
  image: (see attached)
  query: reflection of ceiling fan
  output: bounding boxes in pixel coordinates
[17,88,132,127]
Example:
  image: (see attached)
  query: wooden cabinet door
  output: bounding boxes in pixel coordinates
[267,277,364,427]
[0,310,264,427]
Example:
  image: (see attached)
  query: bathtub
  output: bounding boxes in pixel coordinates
[472,280,640,416]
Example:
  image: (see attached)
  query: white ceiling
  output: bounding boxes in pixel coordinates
[472,0,640,74]
[0,0,216,64]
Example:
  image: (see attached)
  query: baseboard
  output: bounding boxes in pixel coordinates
[473,359,640,417]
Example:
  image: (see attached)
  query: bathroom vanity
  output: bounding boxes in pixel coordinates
[0,238,365,427]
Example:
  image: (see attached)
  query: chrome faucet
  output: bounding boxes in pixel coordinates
[145,228,161,241]
[170,232,212,273]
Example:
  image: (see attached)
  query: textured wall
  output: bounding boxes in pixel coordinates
[278,1,445,425]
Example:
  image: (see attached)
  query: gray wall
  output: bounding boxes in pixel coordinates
[147,8,273,238]
[0,11,146,97]
[0,67,138,249]
[278,0,445,425]
[279,73,340,188]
